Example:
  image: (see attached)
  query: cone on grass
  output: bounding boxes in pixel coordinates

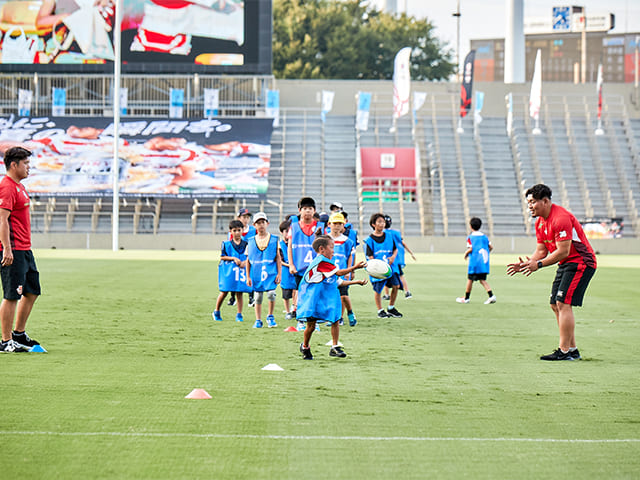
[185,388,212,399]
[29,345,47,353]
[284,326,297,332]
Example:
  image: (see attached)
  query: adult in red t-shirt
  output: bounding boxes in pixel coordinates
[0,147,41,353]
[507,184,596,361]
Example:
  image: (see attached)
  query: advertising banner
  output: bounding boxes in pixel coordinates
[0,0,272,74]
[356,91,371,132]
[0,116,274,198]
[460,50,476,118]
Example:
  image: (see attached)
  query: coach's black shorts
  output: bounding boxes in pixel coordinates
[281,287,294,300]
[468,273,488,281]
[550,262,596,307]
[1,250,41,300]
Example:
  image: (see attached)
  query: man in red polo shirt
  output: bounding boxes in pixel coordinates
[0,147,41,353]
[507,184,596,361]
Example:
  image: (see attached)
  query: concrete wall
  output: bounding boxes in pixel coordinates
[33,233,640,255]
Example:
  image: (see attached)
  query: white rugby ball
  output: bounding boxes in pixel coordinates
[365,259,392,279]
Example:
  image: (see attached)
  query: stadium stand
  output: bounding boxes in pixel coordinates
[4,76,640,240]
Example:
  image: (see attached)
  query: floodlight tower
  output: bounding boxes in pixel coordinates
[504,0,525,83]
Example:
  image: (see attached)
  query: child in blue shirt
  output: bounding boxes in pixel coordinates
[279,219,298,321]
[456,217,496,304]
[297,235,367,360]
[246,212,282,328]
[364,213,403,318]
[213,220,251,322]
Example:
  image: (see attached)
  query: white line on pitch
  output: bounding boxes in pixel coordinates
[1,431,638,443]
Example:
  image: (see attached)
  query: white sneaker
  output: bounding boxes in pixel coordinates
[456,297,470,304]
[484,295,497,304]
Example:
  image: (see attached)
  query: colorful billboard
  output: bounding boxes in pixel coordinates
[0,115,274,198]
[0,0,271,73]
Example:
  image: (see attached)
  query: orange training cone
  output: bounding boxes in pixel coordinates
[185,388,212,399]
[284,326,297,332]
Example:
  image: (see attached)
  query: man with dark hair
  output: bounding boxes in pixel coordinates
[507,184,597,361]
[0,147,41,353]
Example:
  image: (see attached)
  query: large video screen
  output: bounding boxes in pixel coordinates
[0,116,274,198]
[0,0,271,73]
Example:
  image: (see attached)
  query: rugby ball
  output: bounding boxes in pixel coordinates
[365,259,392,279]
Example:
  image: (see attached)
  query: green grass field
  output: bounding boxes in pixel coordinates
[1,250,639,479]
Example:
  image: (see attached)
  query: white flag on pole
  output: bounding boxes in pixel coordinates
[392,47,412,120]
[529,49,542,121]
[321,90,335,123]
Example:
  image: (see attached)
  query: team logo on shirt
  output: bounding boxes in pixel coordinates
[559,230,567,238]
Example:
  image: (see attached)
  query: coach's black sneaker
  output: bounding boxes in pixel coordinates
[540,348,574,361]
[570,348,582,360]
[377,310,390,318]
[0,339,29,353]
[227,293,236,306]
[386,307,403,318]
[12,330,40,348]
[329,346,347,358]
[300,343,313,360]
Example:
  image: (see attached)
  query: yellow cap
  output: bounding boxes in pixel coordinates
[328,212,346,224]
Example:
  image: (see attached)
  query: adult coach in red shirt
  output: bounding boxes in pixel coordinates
[507,184,596,361]
[0,147,41,353]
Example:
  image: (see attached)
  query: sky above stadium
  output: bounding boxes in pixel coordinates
[403,1,640,61]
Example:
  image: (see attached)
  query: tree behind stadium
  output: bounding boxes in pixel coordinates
[273,0,455,80]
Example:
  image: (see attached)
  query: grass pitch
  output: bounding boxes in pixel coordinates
[1,250,639,479]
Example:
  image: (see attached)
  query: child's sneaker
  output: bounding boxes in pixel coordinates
[266,315,277,328]
[248,294,256,307]
[348,312,357,326]
[227,296,236,306]
[456,297,470,304]
[235,313,244,322]
[296,321,305,332]
[386,307,403,318]
[382,294,391,301]
[338,318,344,326]
[329,346,347,358]
[212,311,223,321]
[405,291,413,299]
[285,312,293,321]
[253,319,263,328]
[484,295,497,304]
[300,343,313,360]
[377,310,390,318]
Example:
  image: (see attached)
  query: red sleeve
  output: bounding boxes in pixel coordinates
[0,181,15,211]
[552,211,573,242]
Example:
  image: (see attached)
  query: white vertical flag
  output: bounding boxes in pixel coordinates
[204,88,219,118]
[321,90,334,123]
[18,89,32,117]
[170,88,184,118]
[266,89,280,127]
[120,88,128,116]
[356,92,372,131]
[474,91,484,125]
[392,47,412,120]
[52,88,66,116]
[529,49,542,121]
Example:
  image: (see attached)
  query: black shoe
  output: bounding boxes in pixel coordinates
[386,307,403,318]
[570,348,582,360]
[0,339,29,353]
[248,294,256,308]
[12,331,39,348]
[300,343,313,360]
[377,310,390,318]
[291,310,297,319]
[540,348,574,361]
[382,294,391,301]
[329,346,347,358]
[227,295,236,307]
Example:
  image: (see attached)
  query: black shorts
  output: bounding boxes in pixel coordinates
[281,288,294,300]
[1,250,41,300]
[550,263,596,307]
[294,274,304,289]
[338,284,349,296]
[468,273,488,281]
